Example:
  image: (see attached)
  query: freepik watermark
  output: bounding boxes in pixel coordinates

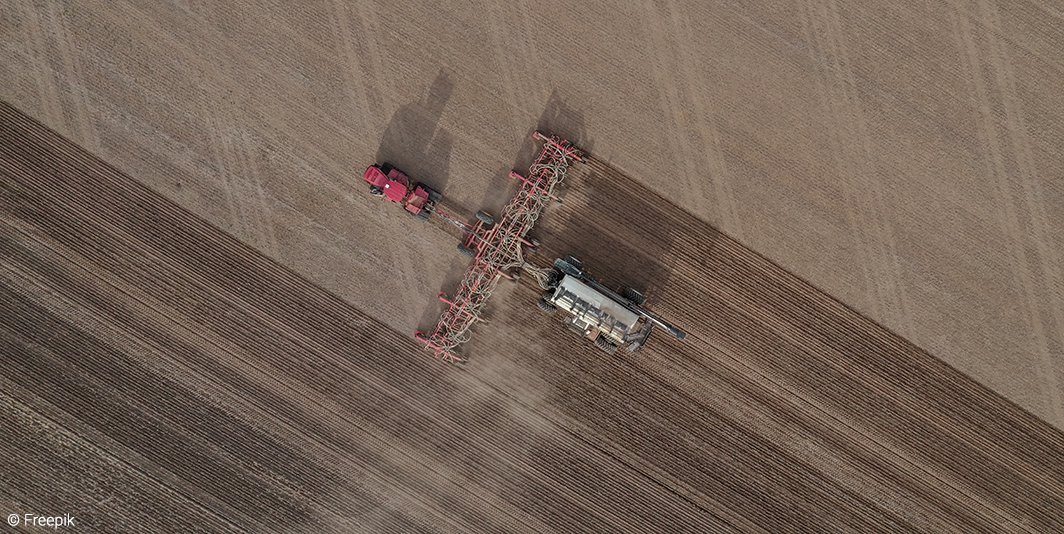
[7,513,76,529]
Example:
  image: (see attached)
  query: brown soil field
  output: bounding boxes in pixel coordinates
[1,0,1062,429]
[4,103,1064,532]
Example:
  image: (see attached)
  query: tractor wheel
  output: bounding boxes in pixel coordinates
[414,209,430,221]
[537,299,556,315]
[369,185,384,197]
[622,287,646,306]
[595,336,618,355]
[457,244,476,258]
[380,162,395,175]
[476,210,494,226]
[542,289,556,301]
[425,186,442,203]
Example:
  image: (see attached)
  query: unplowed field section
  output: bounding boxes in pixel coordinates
[2,104,1063,533]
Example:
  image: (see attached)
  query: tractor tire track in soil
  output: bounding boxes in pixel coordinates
[3,102,1063,532]
[490,157,1064,533]
[0,103,733,532]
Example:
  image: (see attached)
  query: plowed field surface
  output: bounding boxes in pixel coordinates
[4,104,1064,532]
[2,0,1062,428]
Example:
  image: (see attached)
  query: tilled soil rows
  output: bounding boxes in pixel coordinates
[3,103,1063,532]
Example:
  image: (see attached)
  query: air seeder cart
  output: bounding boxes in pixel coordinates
[536,255,686,354]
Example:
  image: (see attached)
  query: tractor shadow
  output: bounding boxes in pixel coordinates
[375,70,454,195]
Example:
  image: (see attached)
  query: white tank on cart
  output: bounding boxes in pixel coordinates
[549,275,641,345]
[537,255,683,354]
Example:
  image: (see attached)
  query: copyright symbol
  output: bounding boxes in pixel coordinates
[7,514,18,526]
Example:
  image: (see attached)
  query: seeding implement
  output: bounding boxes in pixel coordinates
[414,131,582,363]
[363,131,683,364]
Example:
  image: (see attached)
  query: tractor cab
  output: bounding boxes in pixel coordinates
[363,163,441,220]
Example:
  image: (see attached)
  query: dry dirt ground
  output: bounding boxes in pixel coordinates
[3,0,1064,531]
[4,103,1064,533]
[1,0,1062,427]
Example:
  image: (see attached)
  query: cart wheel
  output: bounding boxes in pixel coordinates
[621,287,646,306]
[457,244,476,257]
[537,299,556,315]
[562,255,583,272]
[595,335,618,355]
[476,210,494,226]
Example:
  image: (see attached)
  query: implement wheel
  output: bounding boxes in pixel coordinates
[537,299,556,315]
[457,244,476,257]
[476,210,494,226]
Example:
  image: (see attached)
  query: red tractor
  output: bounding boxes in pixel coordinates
[362,163,441,220]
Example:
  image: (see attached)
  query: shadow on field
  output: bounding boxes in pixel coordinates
[416,91,598,359]
[537,89,593,153]
[474,90,596,223]
[535,163,682,309]
[375,70,454,194]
